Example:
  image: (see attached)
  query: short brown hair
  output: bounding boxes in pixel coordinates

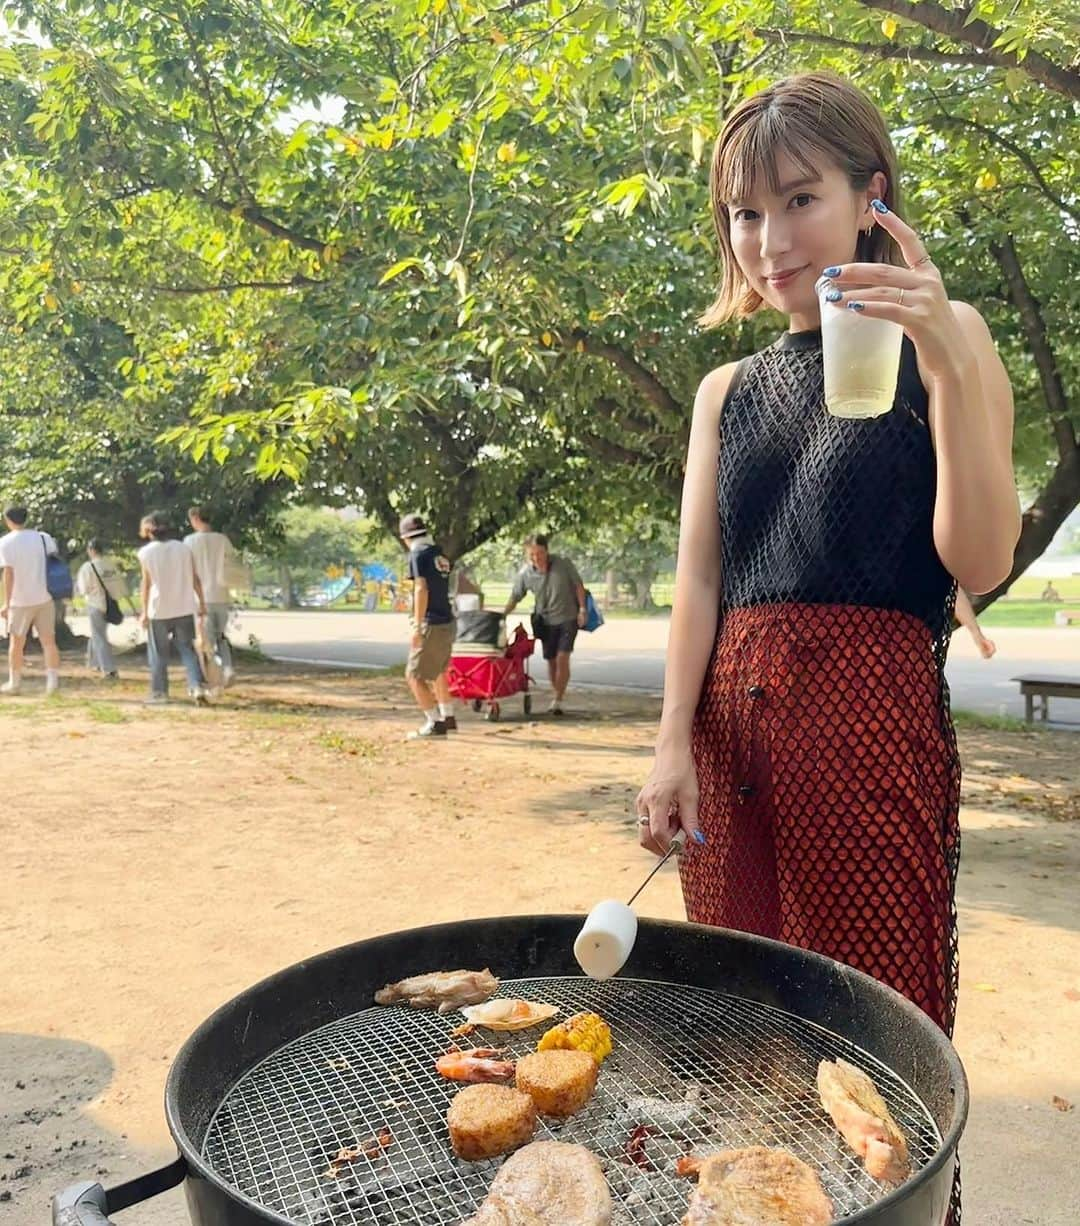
[699,72,904,328]
[188,505,211,525]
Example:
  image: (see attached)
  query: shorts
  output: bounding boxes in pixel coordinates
[406,621,455,682]
[8,600,56,640]
[532,615,578,661]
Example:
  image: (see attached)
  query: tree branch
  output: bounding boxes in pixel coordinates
[191,188,347,259]
[932,114,1080,226]
[753,27,992,69]
[986,230,1078,458]
[569,330,683,428]
[854,0,1080,99]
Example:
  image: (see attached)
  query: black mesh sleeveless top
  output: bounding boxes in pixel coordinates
[717,326,954,639]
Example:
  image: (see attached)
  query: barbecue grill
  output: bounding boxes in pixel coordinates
[53,916,966,1226]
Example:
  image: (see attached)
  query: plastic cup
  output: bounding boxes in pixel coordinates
[816,275,903,419]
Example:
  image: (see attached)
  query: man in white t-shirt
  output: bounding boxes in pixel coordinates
[0,505,62,695]
[184,505,236,684]
[137,511,208,705]
[75,539,130,679]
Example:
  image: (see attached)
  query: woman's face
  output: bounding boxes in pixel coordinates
[727,149,885,328]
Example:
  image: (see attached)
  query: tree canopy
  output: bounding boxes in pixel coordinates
[1,1,1077,596]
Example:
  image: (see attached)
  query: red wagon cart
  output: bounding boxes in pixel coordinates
[447,623,534,721]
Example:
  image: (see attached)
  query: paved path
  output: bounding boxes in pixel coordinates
[226,610,1080,726]
[70,608,1080,725]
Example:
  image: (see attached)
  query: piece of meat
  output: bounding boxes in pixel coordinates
[680,1147,832,1226]
[374,969,499,1014]
[817,1058,910,1185]
[462,1141,612,1225]
[437,1047,517,1083]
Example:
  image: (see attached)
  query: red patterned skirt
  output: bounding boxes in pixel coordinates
[680,602,961,1034]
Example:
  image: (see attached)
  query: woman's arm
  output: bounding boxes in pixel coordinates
[636,362,737,854]
[929,302,1021,595]
[655,363,737,753]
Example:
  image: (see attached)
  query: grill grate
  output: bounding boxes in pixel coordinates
[202,977,942,1225]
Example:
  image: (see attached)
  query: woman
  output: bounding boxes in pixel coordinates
[75,538,128,679]
[636,72,1020,1221]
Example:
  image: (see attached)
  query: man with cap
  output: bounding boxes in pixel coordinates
[400,514,457,739]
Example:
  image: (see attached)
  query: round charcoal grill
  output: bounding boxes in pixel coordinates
[52,917,966,1226]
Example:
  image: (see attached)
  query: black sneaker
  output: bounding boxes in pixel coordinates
[443,714,458,731]
[406,720,448,740]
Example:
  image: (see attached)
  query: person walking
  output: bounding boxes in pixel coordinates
[0,506,62,695]
[504,534,586,716]
[399,513,457,739]
[184,506,237,686]
[138,511,209,705]
[634,73,1020,1225]
[75,539,129,679]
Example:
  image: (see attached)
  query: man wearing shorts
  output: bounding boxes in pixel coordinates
[401,514,457,739]
[504,533,586,716]
[0,506,62,695]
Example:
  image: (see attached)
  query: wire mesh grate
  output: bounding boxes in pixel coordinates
[202,976,942,1225]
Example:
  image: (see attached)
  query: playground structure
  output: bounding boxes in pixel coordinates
[297,563,409,610]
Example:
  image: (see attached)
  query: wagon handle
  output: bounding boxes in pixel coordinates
[53,1157,186,1225]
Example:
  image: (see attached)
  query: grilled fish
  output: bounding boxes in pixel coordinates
[817,1057,910,1185]
[374,969,498,1014]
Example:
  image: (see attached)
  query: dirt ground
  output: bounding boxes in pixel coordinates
[2,655,1078,1225]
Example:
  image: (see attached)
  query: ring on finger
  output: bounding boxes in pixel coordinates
[896,287,905,306]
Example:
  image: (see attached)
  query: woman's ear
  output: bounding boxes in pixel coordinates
[867,170,889,211]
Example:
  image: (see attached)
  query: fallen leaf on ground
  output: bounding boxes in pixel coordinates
[974,983,998,993]
[1051,1096,1074,1113]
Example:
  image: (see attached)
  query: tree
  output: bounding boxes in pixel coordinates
[1,1,1076,599]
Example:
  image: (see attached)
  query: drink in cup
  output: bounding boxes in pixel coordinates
[816,275,904,419]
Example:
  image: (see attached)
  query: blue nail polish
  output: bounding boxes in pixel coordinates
[693,830,706,845]
[825,289,842,303]
[847,301,865,312]
[871,199,889,214]
[822,265,841,277]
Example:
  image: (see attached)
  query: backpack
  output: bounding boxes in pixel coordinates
[42,534,73,600]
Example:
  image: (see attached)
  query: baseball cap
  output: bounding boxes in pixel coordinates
[398,513,428,539]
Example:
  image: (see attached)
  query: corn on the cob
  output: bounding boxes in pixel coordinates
[536,1012,613,1063]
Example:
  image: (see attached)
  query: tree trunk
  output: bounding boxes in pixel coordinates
[630,565,659,611]
[605,568,618,605]
[973,447,1080,612]
[279,564,296,609]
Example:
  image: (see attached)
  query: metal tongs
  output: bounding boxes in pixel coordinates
[626,829,687,906]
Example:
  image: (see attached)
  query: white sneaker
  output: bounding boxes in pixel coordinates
[189,686,210,706]
[1,680,21,695]
[145,693,168,706]
[222,666,236,687]
[547,699,564,716]
[45,678,59,696]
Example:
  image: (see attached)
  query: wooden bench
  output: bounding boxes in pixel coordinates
[1012,674,1080,724]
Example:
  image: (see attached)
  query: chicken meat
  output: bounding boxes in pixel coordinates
[373,969,499,1014]
[680,1147,832,1226]
[817,1057,910,1184]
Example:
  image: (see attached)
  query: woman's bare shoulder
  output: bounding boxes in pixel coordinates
[693,361,743,425]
